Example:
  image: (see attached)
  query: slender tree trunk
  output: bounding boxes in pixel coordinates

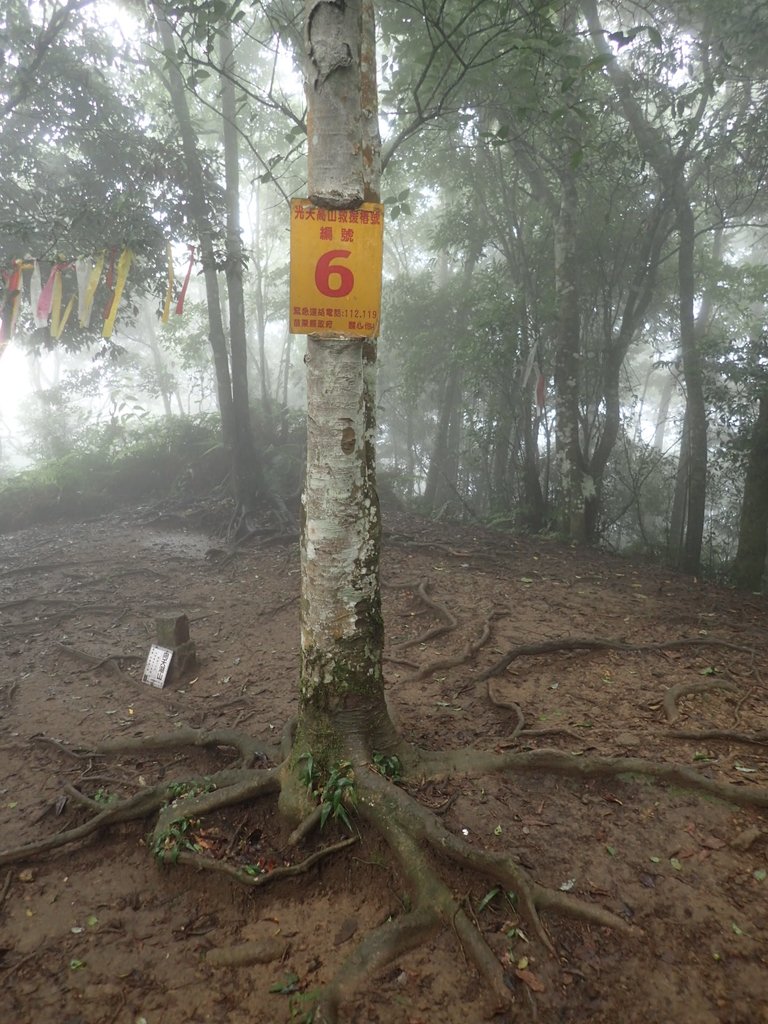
[581,0,711,573]
[668,405,690,562]
[250,189,274,424]
[423,251,477,517]
[219,24,267,511]
[143,308,174,419]
[489,397,513,519]
[732,388,768,590]
[153,12,237,454]
[675,198,707,573]
[553,157,587,540]
[521,404,545,530]
[654,371,675,452]
[423,364,462,515]
[292,0,397,768]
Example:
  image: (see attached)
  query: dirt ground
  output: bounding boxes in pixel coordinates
[1,502,767,1024]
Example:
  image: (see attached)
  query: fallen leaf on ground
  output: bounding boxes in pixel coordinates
[515,967,545,992]
[701,835,726,850]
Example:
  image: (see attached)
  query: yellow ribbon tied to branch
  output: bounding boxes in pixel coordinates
[161,243,174,323]
[80,252,105,328]
[102,248,133,339]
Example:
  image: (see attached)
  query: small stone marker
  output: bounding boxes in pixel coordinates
[142,612,198,688]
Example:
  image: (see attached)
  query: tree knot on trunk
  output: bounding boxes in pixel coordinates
[307,0,353,88]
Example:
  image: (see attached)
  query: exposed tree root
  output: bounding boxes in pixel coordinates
[416,746,768,808]
[91,725,268,767]
[484,685,586,745]
[0,869,12,908]
[54,641,138,687]
[409,612,498,681]
[54,643,144,673]
[159,836,358,886]
[390,579,457,653]
[205,937,288,968]
[479,635,755,681]
[0,767,278,867]
[5,719,768,1023]
[670,728,768,746]
[662,680,740,724]
[32,725,269,768]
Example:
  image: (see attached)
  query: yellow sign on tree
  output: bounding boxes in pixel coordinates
[289,199,384,338]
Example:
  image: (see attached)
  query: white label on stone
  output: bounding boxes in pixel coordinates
[142,645,174,688]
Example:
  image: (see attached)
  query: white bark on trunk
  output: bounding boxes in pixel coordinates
[297,0,394,758]
[301,338,379,695]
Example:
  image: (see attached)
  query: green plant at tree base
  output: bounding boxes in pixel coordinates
[151,778,218,863]
[372,751,402,782]
[151,816,202,863]
[298,754,357,832]
[164,777,216,804]
[92,788,117,806]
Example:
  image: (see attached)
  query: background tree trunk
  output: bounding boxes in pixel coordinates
[154,11,237,457]
[219,24,266,511]
[732,387,768,590]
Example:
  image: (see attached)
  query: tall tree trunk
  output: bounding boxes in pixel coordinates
[668,405,690,562]
[143,307,174,419]
[153,12,237,455]
[423,251,477,517]
[423,364,462,515]
[489,395,513,519]
[653,371,675,452]
[732,387,768,590]
[553,156,587,540]
[581,0,711,572]
[292,0,397,768]
[251,187,274,424]
[675,198,707,573]
[219,24,267,511]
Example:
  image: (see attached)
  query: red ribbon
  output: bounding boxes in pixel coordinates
[536,372,546,414]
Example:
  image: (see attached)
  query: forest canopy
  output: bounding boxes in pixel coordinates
[0,0,767,586]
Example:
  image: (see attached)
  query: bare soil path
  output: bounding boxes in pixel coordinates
[1,506,767,1024]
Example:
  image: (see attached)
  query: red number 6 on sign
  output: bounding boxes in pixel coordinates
[314,249,354,298]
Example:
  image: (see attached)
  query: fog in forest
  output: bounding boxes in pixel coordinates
[2,0,767,588]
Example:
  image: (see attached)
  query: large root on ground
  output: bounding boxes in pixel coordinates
[4,725,768,1023]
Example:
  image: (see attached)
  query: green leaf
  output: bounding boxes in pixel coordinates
[585,53,615,70]
[477,886,501,913]
[699,666,716,676]
[649,856,661,864]
[270,972,300,994]
[606,846,617,857]
[731,922,745,936]
[753,869,767,882]
[670,858,683,871]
